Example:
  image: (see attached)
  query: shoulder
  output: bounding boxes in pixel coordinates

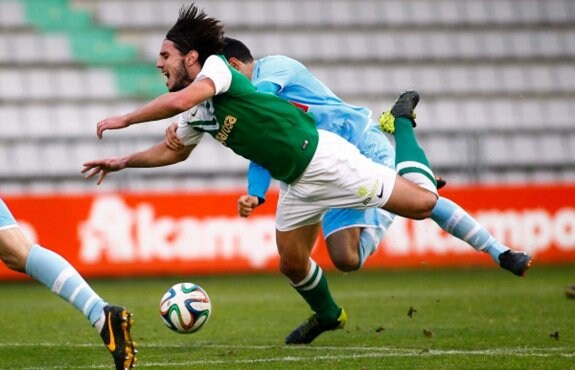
[202,55,230,71]
[198,55,233,94]
[261,55,305,69]
[255,56,307,83]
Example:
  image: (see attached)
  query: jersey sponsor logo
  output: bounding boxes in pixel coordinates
[214,115,238,146]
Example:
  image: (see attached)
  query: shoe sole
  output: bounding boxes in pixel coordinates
[285,310,347,345]
[120,310,137,370]
[285,323,344,345]
[517,258,533,277]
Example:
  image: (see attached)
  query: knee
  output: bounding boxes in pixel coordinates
[327,237,360,272]
[331,254,358,272]
[412,192,438,220]
[279,255,308,282]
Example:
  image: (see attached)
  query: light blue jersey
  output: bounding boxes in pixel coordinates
[0,198,17,229]
[253,55,373,146]
[248,55,395,238]
[251,56,518,268]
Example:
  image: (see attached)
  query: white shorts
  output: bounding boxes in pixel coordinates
[275,130,397,231]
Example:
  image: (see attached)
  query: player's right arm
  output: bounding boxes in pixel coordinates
[96,78,216,139]
[82,141,195,185]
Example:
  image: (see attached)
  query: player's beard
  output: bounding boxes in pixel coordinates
[168,61,193,92]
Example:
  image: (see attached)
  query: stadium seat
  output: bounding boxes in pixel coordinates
[0,1,27,27]
[1,0,574,194]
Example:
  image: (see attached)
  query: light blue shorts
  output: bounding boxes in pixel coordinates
[322,123,396,238]
[0,198,18,230]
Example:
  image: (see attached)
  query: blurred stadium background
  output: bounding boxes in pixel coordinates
[1,0,574,193]
[0,0,574,278]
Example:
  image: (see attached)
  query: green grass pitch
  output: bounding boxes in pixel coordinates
[0,264,574,369]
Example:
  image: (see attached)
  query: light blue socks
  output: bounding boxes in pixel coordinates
[431,197,509,263]
[357,227,385,269]
[25,244,107,325]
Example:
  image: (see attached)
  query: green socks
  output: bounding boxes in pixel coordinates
[291,259,341,322]
[394,117,437,193]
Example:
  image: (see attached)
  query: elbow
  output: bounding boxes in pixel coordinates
[170,150,189,164]
[173,147,193,163]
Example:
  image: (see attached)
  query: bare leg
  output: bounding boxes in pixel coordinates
[383,175,438,219]
[276,223,321,282]
[0,227,32,272]
[277,223,342,323]
[326,227,362,272]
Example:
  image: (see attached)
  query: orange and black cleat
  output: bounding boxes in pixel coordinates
[100,305,137,370]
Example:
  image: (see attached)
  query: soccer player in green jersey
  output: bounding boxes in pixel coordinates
[165,37,532,279]
[83,4,443,345]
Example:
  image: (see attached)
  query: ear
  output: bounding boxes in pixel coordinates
[228,57,242,71]
[185,50,199,67]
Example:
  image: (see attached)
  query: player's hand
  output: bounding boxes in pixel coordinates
[81,157,126,185]
[237,195,260,218]
[96,115,130,139]
[165,122,184,151]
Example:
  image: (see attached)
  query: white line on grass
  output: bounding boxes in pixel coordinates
[2,342,573,352]
[16,351,575,370]
[5,343,573,370]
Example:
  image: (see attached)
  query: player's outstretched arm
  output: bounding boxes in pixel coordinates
[97,79,216,139]
[82,156,127,185]
[82,141,195,185]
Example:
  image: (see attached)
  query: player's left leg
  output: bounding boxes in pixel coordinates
[379,91,438,194]
[0,199,136,369]
[431,196,532,276]
[25,242,137,369]
[276,223,347,344]
[376,91,438,218]
[321,122,395,271]
[323,208,394,271]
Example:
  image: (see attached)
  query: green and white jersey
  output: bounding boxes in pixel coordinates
[177,55,319,184]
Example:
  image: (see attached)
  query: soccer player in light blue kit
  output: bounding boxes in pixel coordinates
[0,198,136,369]
[221,37,532,275]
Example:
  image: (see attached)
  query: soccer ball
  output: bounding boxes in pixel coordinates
[160,282,212,334]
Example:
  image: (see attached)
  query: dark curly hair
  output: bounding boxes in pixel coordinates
[165,3,225,65]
